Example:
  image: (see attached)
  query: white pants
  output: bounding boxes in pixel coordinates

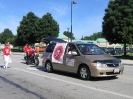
[4,55,10,68]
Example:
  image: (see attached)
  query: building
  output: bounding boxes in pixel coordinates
[57,34,123,49]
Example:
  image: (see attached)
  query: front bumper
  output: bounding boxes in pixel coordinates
[90,65,124,77]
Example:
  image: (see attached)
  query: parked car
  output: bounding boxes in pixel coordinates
[41,38,124,80]
[110,50,123,55]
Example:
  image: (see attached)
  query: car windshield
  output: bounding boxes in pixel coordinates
[76,44,106,55]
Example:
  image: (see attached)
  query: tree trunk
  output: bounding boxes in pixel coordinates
[124,42,126,56]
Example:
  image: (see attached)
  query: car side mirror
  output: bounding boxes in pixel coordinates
[71,51,77,55]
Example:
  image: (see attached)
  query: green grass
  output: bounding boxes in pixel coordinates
[11,48,23,52]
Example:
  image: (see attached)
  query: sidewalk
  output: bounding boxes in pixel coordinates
[121,59,133,66]
[12,52,24,55]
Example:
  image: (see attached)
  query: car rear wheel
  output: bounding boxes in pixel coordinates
[79,65,91,80]
[45,61,53,73]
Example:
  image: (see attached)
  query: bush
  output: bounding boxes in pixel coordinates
[11,48,23,52]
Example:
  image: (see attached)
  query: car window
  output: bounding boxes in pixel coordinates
[65,44,79,55]
[76,44,106,55]
[46,43,56,52]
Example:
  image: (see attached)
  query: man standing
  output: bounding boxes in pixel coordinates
[2,43,11,68]
[35,44,40,56]
[23,44,28,52]
[25,45,35,64]
[23,44,28,60]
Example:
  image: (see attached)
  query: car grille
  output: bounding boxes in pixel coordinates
[106,63,119,67]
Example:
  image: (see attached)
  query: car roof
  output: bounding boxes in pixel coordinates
[69,42,96,45]
[41,37,66,44]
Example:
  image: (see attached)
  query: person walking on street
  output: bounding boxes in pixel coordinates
[2,43,11,68]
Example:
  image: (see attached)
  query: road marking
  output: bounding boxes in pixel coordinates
[13,67,133,99]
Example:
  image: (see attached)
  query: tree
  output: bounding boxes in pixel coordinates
[16,12,39,46]
[102,0,133,56]
[38,13,59,38]
[63,31,75,40]
[30,12,60,43]
[83,32,103,40]
[16,12,60,46]
[7,35,17,46]
[81,36,84,40]
[0,28,14,44]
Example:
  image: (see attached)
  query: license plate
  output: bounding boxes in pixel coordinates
[114,69,119,73]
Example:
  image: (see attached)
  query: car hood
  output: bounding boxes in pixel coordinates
[84,54,121,63]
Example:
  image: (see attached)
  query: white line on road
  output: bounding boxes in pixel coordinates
[27,67,39,70]
[12,67,133,99]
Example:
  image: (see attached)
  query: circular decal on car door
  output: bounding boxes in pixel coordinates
[53,46,63,60]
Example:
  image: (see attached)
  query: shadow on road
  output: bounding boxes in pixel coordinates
[19,59,119,81]
[32,66,118,81]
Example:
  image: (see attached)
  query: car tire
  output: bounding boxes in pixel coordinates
[79,65,91,80]
[45,61,53,73]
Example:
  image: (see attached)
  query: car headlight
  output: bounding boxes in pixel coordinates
[91,62,107,67]
[119,62,122,66]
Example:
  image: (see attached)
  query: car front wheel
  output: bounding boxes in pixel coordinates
[45,61,53,73]
[79,65,91,80]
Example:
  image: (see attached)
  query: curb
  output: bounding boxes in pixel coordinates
[123,63,133,66]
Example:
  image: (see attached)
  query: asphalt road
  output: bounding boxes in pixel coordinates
[0,53,133,99]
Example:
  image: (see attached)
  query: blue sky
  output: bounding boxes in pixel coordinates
[0,0,109,39]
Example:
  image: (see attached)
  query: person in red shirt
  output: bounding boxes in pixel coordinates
[2,43,11,68]
[25,45,35,63]
[26,45,35,56]
[23,44,28,52]
[23,44,28,60]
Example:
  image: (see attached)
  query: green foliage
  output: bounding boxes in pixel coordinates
[16,12,59,46]
[82,32,103,40]
[63,31,75,40]
[16,12,39,46]
[102,0,133,55]
[11,48,23,52]
[7,35,17,46]
[35,13,59,40]
[0,28,14,44]
[63,31,70,38]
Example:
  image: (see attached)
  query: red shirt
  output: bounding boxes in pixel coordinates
[23,45,27,52]
[26,47,35,55]
[3,47,11,56]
